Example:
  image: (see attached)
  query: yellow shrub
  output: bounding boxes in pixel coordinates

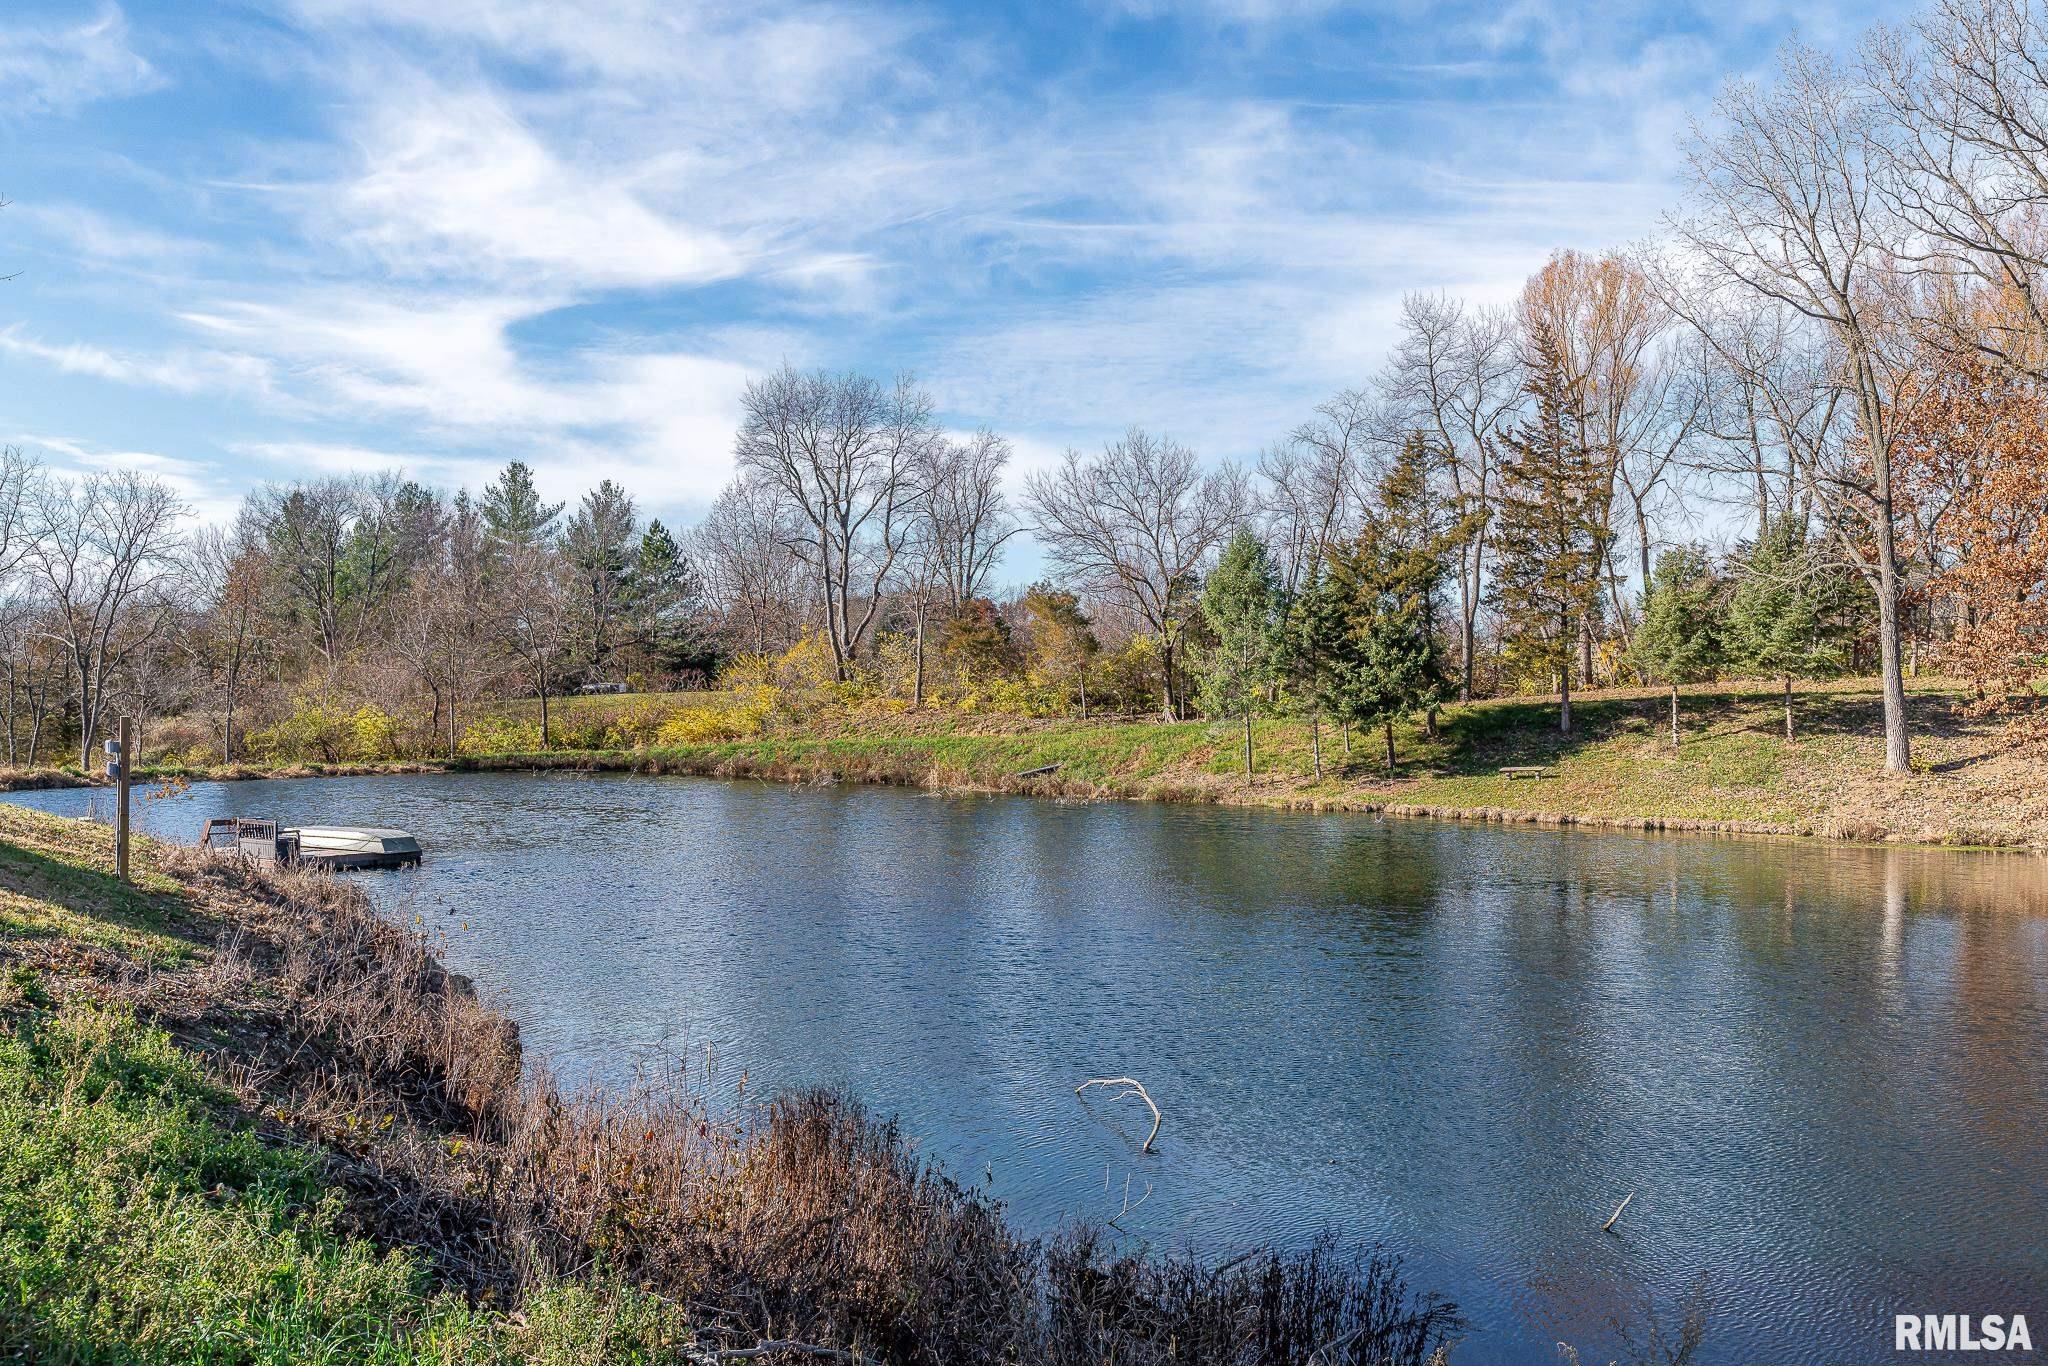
[459,716,544,756]
[348,705,398,760]
[603,697,683,749]
[652,687,776,745]
[718,652,777,691]
[774,630,842,693]
[955,678,1035,715]
[251,698,399,763]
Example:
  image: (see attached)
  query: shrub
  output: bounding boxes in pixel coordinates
[653,688,775,745]
[602,696,688,749]
[250,699,402,764]
[459,715,545,756]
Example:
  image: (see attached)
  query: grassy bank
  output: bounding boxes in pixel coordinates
[0,805,1463,1363]
[450,679,2043,849]
[131,677,2044,848]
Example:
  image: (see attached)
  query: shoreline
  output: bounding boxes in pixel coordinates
[0,803,1464,1361]
[116,732,2044,853]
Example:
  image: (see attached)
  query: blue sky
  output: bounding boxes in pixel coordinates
[0,0,1909,532]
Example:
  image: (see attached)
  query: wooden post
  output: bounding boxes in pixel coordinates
[115,715,134,884]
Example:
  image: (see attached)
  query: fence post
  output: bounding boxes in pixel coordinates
[115,716,133,884]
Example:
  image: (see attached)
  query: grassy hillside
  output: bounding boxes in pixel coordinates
[457,678,2044,849]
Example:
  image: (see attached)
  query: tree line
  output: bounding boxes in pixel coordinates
[6,0,2046,774]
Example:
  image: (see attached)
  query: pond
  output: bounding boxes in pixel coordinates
[11,772,2048,1363]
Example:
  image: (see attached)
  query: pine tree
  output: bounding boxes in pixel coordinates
[1630,545,1725,748]
[482,460,564,555]
[1725,519,1865,741]
[1373,431,1470,736]
[1488,321,1609,734]
[1199,529,1284,780]
[1325,522,1438,774]
[1281,563,1347,778]
[628,519,708,680]
[564,479,637,682]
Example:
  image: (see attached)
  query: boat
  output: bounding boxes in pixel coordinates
[196,818,423,870]
[289,826,423,869]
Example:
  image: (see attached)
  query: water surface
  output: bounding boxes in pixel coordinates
[13,773,2047,1363]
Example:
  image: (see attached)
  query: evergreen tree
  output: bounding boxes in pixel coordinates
[1725,519,1865,741]
[1199,529,1284,780]
[1630,545,1726,748]
[628,519,709,681]
[1372,431,1469,736]
[1281,563,1348,778]
[1326,521,1439,774]
[563,479,637,682]
[482,460,564,555]
[1488,321,1609,734]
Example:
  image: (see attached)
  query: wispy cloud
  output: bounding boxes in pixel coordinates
[18,433,238,525]
[0,4,159,114]
[0,328,275,398]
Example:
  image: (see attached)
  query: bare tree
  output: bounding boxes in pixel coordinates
[29,470,185,769]
[494,540,574,748]
[0,591,51,766]
[923,429,1020,614]
[1672,44,1919,773]
[187,523,268,763]
[1378,293,1523,699]
[1024,429,1246,718]
[246,473,428,671]
[1257,388,1381,598]
[1865,0,2048,378]
[1649,276,1849,540]
[734,365,941,679]
[0,447,39,581]
[692,475,811,655]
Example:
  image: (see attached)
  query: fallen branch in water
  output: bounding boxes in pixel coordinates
[1076,1076,1162,1151]
[1602,1191,1634,1233]
[690,1341,871,1363]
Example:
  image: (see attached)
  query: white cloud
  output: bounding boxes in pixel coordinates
[17,204,206,264]
[188,290,758,503]
[20,433,241,526]
[0,5,159,114]
[326,80,746,289]
[0,328,276,398]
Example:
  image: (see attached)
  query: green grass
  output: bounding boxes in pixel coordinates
[455,677,2037,846]
[0,808,200,962]
[0,1002,690,1365]
[0,1000,489,1362]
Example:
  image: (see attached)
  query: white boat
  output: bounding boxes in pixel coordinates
[286,826,423,869]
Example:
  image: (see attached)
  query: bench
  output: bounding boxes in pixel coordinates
[1498,766,1550,780]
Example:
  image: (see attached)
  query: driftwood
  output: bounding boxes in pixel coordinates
[1013,762,1063,779]
[1602,1191,1634,1233]
[691,1343,871,1363]
[1076,1076,1162,1151]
